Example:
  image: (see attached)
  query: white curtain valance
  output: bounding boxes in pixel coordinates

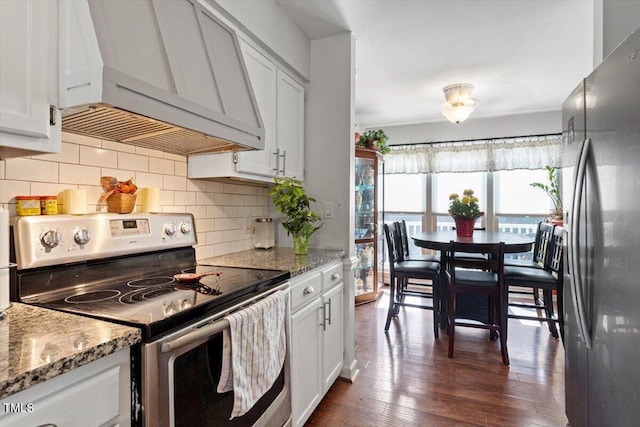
[384,134,562,174]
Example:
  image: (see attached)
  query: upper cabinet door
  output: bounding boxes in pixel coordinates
[277,70,305,179]
[0,0,61,157]
[236,43,278,177]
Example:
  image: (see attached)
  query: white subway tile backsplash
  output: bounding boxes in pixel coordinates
[163,175,187,191]
[0,180,30,204]
[80,146,118,168]
[34,142,80,164]
[134,172,164,189]
[163,152,186,162]
[206,181,225,193]
[101,139,135,153]
[62,132,101,147]
[149,157,174,174]
[118,152,149,172]
[135,146,164,159]
[0,133,269,258]
[174,161,187,177]
[214,193,231,205]
[174,191,196,206]
[60,164,101,185]
[230,194,245,206]
[6,158,59,182]
[101,168,136,182]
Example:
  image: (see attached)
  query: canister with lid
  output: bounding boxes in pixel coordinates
[40,195,58,215]
[254,218,275,249]
[15,196,41,216]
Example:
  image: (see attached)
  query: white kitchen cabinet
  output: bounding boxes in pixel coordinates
[290,260,344,427]
[188,41,305,183]
[0,0,61,158]
[0,348,131,427]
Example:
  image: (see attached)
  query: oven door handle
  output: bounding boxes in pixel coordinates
[160,282,290,353]
[161,318,229,353]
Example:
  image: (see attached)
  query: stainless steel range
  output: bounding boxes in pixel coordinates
[10,213,291,427]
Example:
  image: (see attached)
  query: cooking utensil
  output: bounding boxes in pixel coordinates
[173,271,222,283]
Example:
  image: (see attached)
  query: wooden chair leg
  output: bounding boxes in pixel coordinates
[432,278,439,339]
[448,285,456,358]
[385,277,396,331]
[498,297,510,366]
[488,295,496,341]
[543,289,559,338]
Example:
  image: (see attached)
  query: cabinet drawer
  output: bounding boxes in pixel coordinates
[321,261,343,292]
[291,270,321,313]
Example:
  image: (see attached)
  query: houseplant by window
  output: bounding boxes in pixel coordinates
[530,165,562,222]
[269,176,322,255]
[356,129,391,154]
[448,189,483,237]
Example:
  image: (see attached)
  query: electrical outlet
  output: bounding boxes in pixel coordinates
[244,217,254,234]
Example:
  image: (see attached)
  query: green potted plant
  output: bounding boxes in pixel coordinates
[269,176,322,255]
[530,166,562,221]
[448,189,483,237]
[356,129,391,154]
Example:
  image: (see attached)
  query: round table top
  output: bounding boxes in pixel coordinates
[411,230,534,253]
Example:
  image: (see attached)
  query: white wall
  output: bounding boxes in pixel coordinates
[209,0,311,80]
[375,110,561,146]
[603,0,640,59]
[305,32,358,381]
[0,133,269,260]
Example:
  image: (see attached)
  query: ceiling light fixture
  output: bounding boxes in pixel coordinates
[441,83,479,124]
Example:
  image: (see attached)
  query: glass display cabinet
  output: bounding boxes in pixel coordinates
[354,148,384,304]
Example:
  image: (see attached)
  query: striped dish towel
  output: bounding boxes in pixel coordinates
[217,290,287,419]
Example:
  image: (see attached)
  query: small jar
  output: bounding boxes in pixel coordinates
[254,218,275,249]
[15,196,41,216]
[40,195,58,215]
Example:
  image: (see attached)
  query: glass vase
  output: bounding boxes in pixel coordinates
[292,234,310,255]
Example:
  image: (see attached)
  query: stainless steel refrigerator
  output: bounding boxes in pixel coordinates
[562,26,640,427]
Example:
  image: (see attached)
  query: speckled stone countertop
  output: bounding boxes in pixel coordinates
[0,303,141,399]
[199,247,347,277]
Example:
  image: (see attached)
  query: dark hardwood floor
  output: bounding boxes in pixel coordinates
[305,288,567,427]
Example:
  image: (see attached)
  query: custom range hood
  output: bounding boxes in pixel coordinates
[59,0,264,155]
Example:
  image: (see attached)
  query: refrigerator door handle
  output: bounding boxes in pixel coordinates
[569,137,593,350]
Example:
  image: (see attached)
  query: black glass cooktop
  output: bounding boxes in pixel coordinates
[16,248,289,340]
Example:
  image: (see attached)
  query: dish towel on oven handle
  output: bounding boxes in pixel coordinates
[217,289,287,419]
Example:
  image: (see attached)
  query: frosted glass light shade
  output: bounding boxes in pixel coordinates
[441,83,479,124]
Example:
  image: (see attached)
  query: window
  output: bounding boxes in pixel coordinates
[384,174,425,212]
[495,169,551,215]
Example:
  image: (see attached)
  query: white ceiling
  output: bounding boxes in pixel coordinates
[276,0,595,128]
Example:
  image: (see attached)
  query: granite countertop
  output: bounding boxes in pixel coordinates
[0,303,141,399]
[199,247,347,277]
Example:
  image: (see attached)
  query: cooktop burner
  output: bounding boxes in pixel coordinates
[16,248,290,340]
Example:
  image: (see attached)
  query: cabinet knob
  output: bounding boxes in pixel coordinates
[331,273,341,281]
[303,286,315,295]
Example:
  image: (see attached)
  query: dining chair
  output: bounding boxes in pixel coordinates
[504,226,564,339]
[398,220,440,263]
[505,222,555,316]
[383,223,441,337]
[447,240,509,365]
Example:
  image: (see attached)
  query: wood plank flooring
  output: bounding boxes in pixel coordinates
[305,289,567,426]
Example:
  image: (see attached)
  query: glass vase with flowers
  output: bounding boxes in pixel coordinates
[448,189,483,237]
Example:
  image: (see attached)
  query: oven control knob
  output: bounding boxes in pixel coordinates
[74,228,92,245]
[180,222,192,235]
[164,223,177,237]
[40,229,62,248]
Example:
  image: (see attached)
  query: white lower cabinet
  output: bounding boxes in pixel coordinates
[290,260,344,427]
[0,348,131,427]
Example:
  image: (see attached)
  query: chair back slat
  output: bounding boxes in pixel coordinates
[547,226,564,278]
[534,222,556,267]
[449,241,505,273]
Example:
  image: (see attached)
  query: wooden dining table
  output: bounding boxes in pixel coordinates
[411,230,535,329]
